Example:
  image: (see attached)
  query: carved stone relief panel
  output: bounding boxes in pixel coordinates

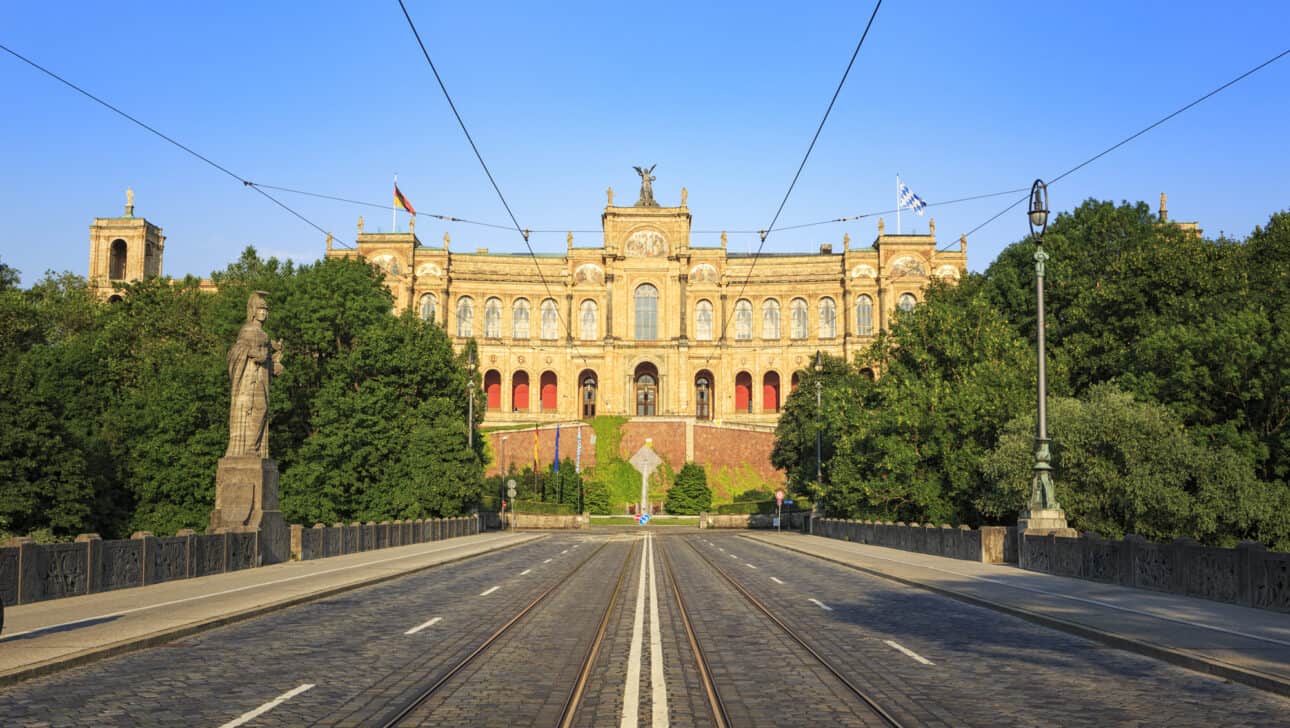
[369,253,404,276]
[574,263,604,285]
[1253,553,1290,611]
[1133,543,1173,591]
[624,229,668,257]
[150,536,189,584]
[689,263,718,284]
[887,255,927,279]
[1186,548,1238,602]
[416,262,443,278]
[42,543,89,599]
[99,540,142,592]
[934,264,961,281]
[850,264,877,279]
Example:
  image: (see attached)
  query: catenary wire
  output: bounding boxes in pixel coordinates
[396,0,594,369]
[942,46,1290,252]
[0,42,354,249]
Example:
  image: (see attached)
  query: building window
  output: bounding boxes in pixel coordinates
[898,293,917,313]
[419,293,437,322]
[762,299,780,340]
[109,239,127,280]
[819,297,836,338]
[513,298,530,339]
[580,299,598,340]
[635,284,658,341]
[580,371,597,418]
[790,298,808,339]
[695,371,713,420]
[635,363,658,416]
[456,297,474,337]
[484,297,502,338]
[856,294,873,336]
[734,299,753,340]
[541,298,559,340]
[695,299,713,341]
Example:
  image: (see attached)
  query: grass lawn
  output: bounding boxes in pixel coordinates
[591,516,700,526]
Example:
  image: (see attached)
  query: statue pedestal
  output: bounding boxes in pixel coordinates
[1017,508,1077,568]
[209,456,288,564]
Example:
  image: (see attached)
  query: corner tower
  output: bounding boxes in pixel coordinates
[89,188,165,299]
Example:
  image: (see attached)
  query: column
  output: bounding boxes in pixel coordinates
[604,274,615,341]
[677,273,688,342]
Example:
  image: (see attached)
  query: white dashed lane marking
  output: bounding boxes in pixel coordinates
[809,598,833,611]
[770,576,785,585]
[480,586,500,596]
[885,640,935,665]
[404,616,442,635]
[218,683,314,728]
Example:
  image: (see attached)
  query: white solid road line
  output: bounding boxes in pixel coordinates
[404,616,442,635]
[809,598,833,611]
[480,586,500,596]
[770,576,785,585]
[885,640,935,665]
[218,683,314,728]
[521,569,532,575]
[621,533,649,728]
[647,533,670,727]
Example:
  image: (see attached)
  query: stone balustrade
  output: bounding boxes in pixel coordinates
[812,518,1014,564]
[0,516,483,606]
[699,512,809,530]
[1022,531,1290,613]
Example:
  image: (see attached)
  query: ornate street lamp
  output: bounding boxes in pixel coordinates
[1024,179,1063,519]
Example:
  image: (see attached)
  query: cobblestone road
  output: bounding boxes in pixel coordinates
[1,529,1287,727]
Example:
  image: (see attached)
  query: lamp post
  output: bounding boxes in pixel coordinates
[1018,179,1068,553]
[814,351,823,486]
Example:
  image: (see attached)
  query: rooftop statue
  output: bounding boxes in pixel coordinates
[633,164,658,207]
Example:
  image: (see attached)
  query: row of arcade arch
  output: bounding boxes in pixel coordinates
[480,363,804,418]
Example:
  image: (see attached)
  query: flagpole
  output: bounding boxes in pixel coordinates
[393,173,398,233]
[896,174,901,235]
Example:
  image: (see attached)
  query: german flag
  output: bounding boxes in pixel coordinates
[394,184,416,216]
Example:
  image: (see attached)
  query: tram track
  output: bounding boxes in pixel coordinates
[665,535,905,728]
[375,537,637,728]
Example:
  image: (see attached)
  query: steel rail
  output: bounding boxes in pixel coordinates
[660,542,732,728]
[557,540,638,727]
[377,539,616,727]
[679,537,905,728]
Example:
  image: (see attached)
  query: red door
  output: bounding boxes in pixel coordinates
[485,371,501,410]
[540,372,558,411]
[735,372,752,413]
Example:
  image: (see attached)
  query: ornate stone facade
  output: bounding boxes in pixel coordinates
[326,186,968,426]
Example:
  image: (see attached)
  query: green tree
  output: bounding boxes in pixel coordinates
[665,462,712,514]
[981,384,1290,549]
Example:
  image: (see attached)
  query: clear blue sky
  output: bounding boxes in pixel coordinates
[3,1,1288,284]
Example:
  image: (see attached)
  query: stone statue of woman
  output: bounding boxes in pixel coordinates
[225,291,283,458]
[633,164,657,207]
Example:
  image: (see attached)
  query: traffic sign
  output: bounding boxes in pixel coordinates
[784,499,794,505]
[506,478,517,499]
[638,513,651,525]
[775,489,785,505]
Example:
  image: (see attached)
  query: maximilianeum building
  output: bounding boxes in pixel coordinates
[324,180,967,427]
[85,182,966,428]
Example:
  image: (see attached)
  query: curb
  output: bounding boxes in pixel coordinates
[745,533,1290,699]
[0,533,543,688]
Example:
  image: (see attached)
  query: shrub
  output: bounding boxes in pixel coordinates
[665,463,712,515]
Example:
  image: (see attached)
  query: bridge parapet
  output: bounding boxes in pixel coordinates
[813,518,1013,564]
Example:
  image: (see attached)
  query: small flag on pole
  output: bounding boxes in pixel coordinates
[575,427,583,474]
[394,184,416,216]
[898,180,926,216]
[553,425,561,473]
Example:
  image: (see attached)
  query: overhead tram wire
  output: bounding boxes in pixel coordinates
[704,0,883,366]
[0,42,355,249]
[942,45,1290,253]
[396,0,593,368]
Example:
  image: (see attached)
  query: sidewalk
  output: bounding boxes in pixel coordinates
[746,531,1290,697]
[0,531,541,686]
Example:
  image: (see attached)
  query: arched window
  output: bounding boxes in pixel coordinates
[734,299,753,340]
[512,371,530,411]
[580,299,598,340]
[456,297,474,337]
[762,299,780,340]
[790,298,808,339]
[734,372,753,413]
[695,299,714,341]
[484,297,502,338]
[819,297,837,339]
[512,298,530,339]
[540,298,559,340]
[109,239,128,280]
[419,293,437,322]
[540,371,558,411]
[695,371,713,420]
[856,294,874,336]
[763,372,781,413]
[484,370,501,410]
[580,370,597,418]
[898,293,917,313]
[635,284,658,340]
[635,363,658,416]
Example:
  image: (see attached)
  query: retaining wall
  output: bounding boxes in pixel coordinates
[1022,532,1290,613]
[700,511,808,530]
[813,518,1012,564]
[1,515,484,606]
[505,512,589,529]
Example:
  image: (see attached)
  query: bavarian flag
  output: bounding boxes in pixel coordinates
[394,184,416,215]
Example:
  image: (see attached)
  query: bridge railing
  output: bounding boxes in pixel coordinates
[812,518,1015,564]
